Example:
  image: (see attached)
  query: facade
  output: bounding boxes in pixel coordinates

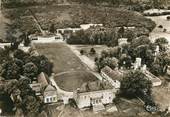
[43,85,58,104]
[80,24,103,30]
[29,83,41,96]
[101,66,122,89]
[73,81,117,111]
[57,28,82,34]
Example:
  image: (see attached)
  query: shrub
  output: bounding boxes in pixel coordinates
[167,16,170,20]
[168,6,170,10]
[90,48,96,55]
[158,25,163,28]
[80,49,85,55]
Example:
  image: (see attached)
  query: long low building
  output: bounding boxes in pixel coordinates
[73,81,118,112]
[101,66,123,89]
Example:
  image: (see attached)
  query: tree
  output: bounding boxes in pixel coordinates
[96,57,118,72]
[13,49,30,61]
[123,29,136,42]
[0,48,11,64]
[154,53,170,74]
[131,35,151,48]
[5,80,19,95]
[38,55,53,76]
[25,55,53,76]
[49,23,55,33]
[135,45,154,66]
[167,16,170,20]
[1,60,22,80]
[23,62,38,81]
[22,33,31,47]
[90,48,96,55]
[150,63,162,76]
[155,37,168,45]
[120,70,152,98]
[151,0,161,8]
[22,95,41,116]
[119,54,132,69]
[80,49,85,55]
[118,27,125,38]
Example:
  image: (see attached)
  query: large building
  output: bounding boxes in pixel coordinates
[73,81,118,112]
[101,66,123,89]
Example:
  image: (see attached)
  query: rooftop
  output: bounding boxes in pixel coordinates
[37,72,49,88]
[101,66,123,81]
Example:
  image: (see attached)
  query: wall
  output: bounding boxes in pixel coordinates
[74,89,116,109]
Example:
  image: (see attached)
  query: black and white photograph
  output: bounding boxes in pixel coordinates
[0,0,170,117]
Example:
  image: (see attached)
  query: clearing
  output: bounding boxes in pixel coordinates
[35,43,87,74]
[71,45,108,61]
[147,15,170,43]
[35,43,98,92]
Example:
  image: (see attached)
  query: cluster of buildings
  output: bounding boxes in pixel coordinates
[28,24,104,42]
[29,72,58,104]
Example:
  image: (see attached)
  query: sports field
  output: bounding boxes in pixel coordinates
[35,43,98,91]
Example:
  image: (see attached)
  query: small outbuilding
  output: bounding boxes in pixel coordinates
[43,85,58,104]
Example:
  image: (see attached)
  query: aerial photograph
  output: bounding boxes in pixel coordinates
[0,0,170,117]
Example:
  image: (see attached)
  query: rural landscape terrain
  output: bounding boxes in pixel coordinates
[0,0,170,117]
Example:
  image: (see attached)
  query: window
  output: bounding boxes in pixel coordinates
[96,100,98,104]
[46,98,49,103]
[50,97,53,102]
[93,100,95,104]
[53,97,56,101]
[99,100,101,103]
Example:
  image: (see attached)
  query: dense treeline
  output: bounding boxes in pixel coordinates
[67,26,151,45]
[67,27,118,46]
[2,0,64,8]
[0,43,53,116]
[2,0,169,9]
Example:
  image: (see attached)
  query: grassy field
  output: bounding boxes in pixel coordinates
[35,43,87,74]
[55,71,97,91]
[3,4,155,32]
[147,15,170,43]
[72,45,108,61]
[35,43,98,91]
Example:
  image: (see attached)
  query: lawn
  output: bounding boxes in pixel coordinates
[147,15,170,43]
[54,71,98,92]
[72,45,108,61]
[35,43,98,91]
[35,43,87,74]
